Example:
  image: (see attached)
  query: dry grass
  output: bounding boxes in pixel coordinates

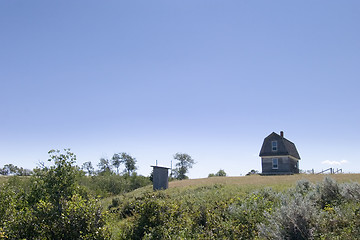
[169,174,360,189]
[0,176,9,185]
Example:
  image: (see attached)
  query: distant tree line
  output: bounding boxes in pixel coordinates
[208,169,227,177]
[0,164,32,176]
[1,151,197,183]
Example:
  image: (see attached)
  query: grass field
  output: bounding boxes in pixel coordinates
[0,176,9,185]
[169,173,360,189]
[103,173,360,211]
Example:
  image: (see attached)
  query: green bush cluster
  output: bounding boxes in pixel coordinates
[78,173,151,197]
[108,184,277,239]
[0,149,110,239]
[108,177,360,240]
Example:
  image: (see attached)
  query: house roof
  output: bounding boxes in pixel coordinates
[259,132,301,159]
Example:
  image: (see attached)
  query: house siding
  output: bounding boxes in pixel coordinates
[261,156,297,174]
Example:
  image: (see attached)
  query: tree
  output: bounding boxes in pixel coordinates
[215,169,227,177]
[173,153,195,180]
[246,169,259,176]
[81,161,94,176]
[0,166,9,175]
[208,169,227,177]
[97,158,111,175]
[112,153,121,175]
[121,153,137,175]
[112,152,137,175]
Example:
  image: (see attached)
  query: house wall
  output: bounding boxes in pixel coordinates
[261,156,299,174]
[289,158,299,174]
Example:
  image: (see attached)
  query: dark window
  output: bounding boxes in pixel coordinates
[272,158,278,169]
[272,141,277,151]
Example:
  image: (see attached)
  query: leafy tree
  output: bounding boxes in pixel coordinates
[208,169,227,177]
[172,153,195,180]
[0,166,9,175]
[215,169,227,176]
[112,152,137,175]
[1,164,16,175]
[246,169,259,176]
[122,153,137,175]
[0,164,32,176]
[81,161,95,176]
[97,157,112,175]
[112,153,121,174]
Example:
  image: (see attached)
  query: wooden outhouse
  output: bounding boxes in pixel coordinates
[151,165,170,190]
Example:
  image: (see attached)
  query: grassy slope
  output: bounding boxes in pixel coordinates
[0,176,9,185]
[103,174,360,209]
[169,173,360,189]
[105,174,360,239]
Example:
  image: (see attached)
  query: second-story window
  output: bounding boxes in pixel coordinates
[272,141,277,151]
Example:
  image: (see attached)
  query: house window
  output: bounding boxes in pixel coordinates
[272,158,278,169]
[272,141,277,151]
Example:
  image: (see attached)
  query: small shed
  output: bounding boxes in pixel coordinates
[151,165,170,190]
[259,131,301,175]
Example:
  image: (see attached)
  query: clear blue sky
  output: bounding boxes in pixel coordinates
[1,1,359,178]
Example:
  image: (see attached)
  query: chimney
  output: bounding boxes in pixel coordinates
[280,131,284,138]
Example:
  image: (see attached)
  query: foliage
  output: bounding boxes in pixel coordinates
[0,149,109,239]
[208,169,227,177]
[112,152,137,175]
[107,176,360,240]
[172,153,195,180]
[246,169,259,176]
[0,164,32,176]
[82,161,95,176]
[98,157,112,175]
[78,173,151,197]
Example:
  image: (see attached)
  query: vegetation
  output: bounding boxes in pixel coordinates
[208,169,227,177]
[172,153,195,180]
[246,169,260,176]
[0,163,32,176]
[106,175,360,239]
[112,152,137,175]
[78,173,151,197]
[0,149,110,239]
[2,150,360,239]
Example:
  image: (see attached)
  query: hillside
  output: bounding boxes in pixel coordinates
[106,174,360,239]
[169,173,360,189]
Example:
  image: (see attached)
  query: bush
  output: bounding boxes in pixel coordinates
[0,149,110,239]
[108,176,360,239]
[258,194,315,240]
[316,177,343,208]
[78,173,151,197]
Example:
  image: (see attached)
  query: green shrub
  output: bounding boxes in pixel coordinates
[258,194,316,240]
[78,173,151,197]
[0,149,110,239]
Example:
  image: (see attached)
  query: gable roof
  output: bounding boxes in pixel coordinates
[259,132,301,159]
